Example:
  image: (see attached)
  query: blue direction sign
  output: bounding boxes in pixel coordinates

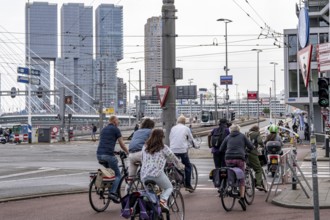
[17,67,29,75]
[17,75,29,84]
[220,75,233,85]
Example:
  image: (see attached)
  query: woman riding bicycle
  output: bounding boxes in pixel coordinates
[141,129,184,210]
[219,124,254,211]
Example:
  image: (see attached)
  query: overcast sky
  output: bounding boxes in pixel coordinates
[0,0,301,108]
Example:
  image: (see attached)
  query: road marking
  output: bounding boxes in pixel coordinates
[0,167,58,179]
[0,172,89,184]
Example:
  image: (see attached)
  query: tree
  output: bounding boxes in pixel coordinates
[263,108,270,114]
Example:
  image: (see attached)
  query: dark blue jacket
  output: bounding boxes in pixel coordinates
[219,131,254,161]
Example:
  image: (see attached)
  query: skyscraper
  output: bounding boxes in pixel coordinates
[95,4,123,111]
[58,3,93,113]
[144,16,162,96]
[25,2,57,111]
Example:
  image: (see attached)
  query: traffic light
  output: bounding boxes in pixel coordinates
[231,112,236,121]
[64,96,73,104]
[318,77,329,107]
[36,87,43,98]
[10,87,17,98]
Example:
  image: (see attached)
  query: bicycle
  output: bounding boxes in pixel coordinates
[164,161,198,193]
[217,165,255,211]
[89,151,129,212]
[129,180,185,220]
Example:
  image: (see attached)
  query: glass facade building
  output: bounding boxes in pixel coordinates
[95,4,123,112]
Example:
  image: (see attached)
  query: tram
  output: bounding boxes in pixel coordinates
[200,109,234,126]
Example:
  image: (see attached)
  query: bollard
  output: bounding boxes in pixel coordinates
[326,135,329,158]
[292,139,297,190]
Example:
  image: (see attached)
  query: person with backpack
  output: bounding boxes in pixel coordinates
[247,125,266,191]
[219,124,254,211]
[208,118,230,168]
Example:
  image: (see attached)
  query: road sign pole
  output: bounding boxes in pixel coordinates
[27,1,32,144]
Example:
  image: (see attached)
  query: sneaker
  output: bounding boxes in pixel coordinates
[256,185,265,191]
[109,193,120,203]
[238,198,246,211]
[185,185,194,192]
[160,199,169,211]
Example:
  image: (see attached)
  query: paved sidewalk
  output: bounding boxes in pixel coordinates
[272,147,330,208]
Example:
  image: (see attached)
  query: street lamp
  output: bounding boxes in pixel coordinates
[127,68,134,127]
[188,78,193,122]
[270,62,278,124]
[217,18,232,120]
[251,49,262,127]
[235,83,240,118]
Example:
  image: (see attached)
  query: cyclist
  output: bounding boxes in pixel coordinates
[96,115,129,203]
[141,129,184,210]
[169,115,196,192]
[128,118,155,177]
[247,125,265,191]
[219,124,254,211]
[208,118,230,168]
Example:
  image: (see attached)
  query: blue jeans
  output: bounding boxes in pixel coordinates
[143,171,173,201]
[175,153,191,187]
[97,154,121,194]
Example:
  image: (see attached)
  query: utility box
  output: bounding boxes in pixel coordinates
[38,128,51,143]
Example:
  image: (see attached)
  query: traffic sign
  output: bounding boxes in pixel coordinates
[220,75,233,85]
[17,75,29,84]
[156,85,170,108]
[30,77,41,85]
[297,45,313,88]
[30,69,41,76]
[17,67,29,75]
[52,126,59,134]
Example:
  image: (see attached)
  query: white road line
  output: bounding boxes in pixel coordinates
[0,167,58,179]
[0,172,89,184]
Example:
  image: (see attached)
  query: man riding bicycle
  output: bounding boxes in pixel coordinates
[169,115,196,192]
[96,115,129,203]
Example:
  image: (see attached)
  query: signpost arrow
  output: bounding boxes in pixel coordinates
[17,75,29,84]
[17,67,29,75]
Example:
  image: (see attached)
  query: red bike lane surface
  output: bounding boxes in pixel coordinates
[1,187,330,220]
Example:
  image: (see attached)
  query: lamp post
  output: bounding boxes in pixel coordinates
[235,83,240,118]
[270,80,274,123]
[188,78,193,122]
[270,62,278,124]
[127,68,134,127]
[252,49,262,127]
[217,18,232,120]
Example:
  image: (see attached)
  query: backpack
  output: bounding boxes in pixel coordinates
[249,133,258,148]
[211,126,226,149]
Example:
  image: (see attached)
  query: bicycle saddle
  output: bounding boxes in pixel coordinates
[144,180,157,186]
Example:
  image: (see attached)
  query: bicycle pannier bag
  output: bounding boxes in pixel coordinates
[95,168,115,187]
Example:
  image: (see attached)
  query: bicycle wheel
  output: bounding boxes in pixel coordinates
[190,163,198,191]
[244,170,255,205]
[220,180,235,212]
[168,190,185,220]
[89,176,111,212]
[117,175,128,200]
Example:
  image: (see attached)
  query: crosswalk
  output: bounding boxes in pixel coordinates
[298,161,330,178]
